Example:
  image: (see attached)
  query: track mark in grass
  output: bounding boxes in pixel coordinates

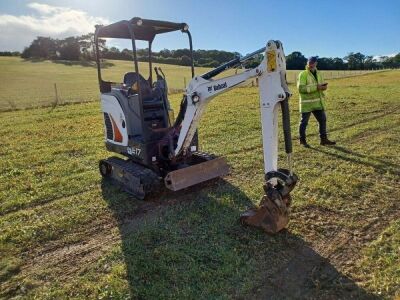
[356,219,400,298]
[0,183,98,217]
[309,145,400,178]
[305,106,400,140]
[0,169,99,214]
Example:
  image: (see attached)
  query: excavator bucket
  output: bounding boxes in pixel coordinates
[164,156,230,191]
[240,169,297,234]
[240,193,291,234]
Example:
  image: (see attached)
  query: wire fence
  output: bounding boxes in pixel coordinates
[286,69,385,84]
[174,69,390,90]
[0,82,98,112]
[0,69,392,112]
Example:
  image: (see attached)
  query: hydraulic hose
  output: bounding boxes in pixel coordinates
[280,97,293,175]
[280,97,292,154]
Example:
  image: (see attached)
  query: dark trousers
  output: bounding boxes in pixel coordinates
[299,110,327,140]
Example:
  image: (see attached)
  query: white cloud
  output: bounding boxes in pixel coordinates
[372,53,397,61]
[28,2,59,14]
[0,2,109,51]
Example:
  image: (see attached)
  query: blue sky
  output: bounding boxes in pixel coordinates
[0,0,399,58]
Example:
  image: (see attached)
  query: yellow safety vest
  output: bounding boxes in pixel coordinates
[297,67,326,113]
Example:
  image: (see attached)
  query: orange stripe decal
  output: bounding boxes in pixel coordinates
[109,114,123,143]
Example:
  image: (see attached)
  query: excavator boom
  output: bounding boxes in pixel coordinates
[168,40,298,233]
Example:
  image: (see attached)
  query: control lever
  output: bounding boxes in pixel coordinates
[154,67,162,80]
[158,67,165,79]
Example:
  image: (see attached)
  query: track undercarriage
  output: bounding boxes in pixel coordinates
[99,152,230,200]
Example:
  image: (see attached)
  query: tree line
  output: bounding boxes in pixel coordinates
[4,34,400,70]
[17,35,239,68]
[285,51,400,70]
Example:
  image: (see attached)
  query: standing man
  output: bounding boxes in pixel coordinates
[297,56,336,147]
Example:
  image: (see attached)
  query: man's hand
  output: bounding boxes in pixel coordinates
[317,84,328,91]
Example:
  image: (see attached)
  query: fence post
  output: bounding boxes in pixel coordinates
[49,83,60,112]
[54,83,60,105]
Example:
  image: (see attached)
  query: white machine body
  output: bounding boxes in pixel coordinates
[101,94,129,146]
[175,40,290,174]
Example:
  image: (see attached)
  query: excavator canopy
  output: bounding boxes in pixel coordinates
[94,17,194,91]
[95,17,189,41]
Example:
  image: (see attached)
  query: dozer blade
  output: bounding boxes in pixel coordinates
[164,157,230,191]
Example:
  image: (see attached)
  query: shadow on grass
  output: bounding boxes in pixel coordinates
[297,106,400,140]
[23,58,114,68]
[309,145,399,177]
[333,145,400,171]
[101,178,380,299]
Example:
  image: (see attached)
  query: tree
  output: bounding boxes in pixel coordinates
[172,48,192,59]
[181,55,192,66]
[243,53,263,69]
[381,53,400,69]
[78,33,98,60]
[363,56,375,70]
[58,37,81,60]
[316,57,334,70]
[344,52,366,70]
[0,51,20,56]
[159,49,171,58]
[332,57,346,70]
[286,52,307,70]
[121,48,132,60]
[21,37,57,59]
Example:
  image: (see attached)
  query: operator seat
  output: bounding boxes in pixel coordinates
[123,72,169,132]
[123,72,152,97]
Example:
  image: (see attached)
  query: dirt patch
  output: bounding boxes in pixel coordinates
[256,245,374,300]
[254,203,399,299]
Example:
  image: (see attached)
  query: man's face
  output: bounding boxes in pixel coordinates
[308,62,317,70]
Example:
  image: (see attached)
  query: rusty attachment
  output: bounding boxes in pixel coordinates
[240,169,298,234]
[164,156,230,191]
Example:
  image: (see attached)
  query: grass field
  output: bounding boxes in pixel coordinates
[0,68,399,298]
[0,56,383,111]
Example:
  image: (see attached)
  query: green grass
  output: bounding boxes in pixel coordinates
[0,69,399,299]
[357,219,400,297]
[0,56,381,111]
[0,56,212,111]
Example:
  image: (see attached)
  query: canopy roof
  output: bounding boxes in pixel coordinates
[95,17,188,41]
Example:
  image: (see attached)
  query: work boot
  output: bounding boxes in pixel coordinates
[320,137,336,146]
[299,138,310,148]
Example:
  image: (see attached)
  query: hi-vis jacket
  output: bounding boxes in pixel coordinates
[297,66,326,113]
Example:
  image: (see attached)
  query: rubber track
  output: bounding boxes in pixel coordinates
[105,157,161,196]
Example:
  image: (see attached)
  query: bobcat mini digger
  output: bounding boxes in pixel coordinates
[94,18,298,233]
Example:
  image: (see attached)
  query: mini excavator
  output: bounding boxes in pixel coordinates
[94,18,298,233]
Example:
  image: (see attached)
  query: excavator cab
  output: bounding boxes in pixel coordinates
[94,18,196,165]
